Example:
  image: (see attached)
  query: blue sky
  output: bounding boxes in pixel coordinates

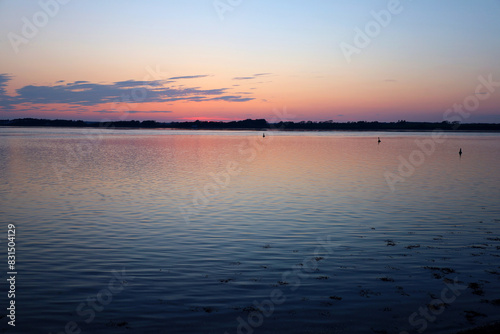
[1,0,499,122]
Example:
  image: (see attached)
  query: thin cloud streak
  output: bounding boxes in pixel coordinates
[93,110,173,114]
[233,77,255,80]
[168,75,210,80]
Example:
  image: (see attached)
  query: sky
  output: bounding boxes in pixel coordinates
[1,0,499,122]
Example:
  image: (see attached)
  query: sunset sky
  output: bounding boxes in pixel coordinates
[1,0,499,122]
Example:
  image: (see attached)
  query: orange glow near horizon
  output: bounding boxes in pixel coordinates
[4,72,499,123]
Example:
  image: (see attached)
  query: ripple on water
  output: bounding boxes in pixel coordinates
[1,129,500,333]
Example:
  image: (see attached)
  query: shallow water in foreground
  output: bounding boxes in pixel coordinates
[1,127,500,334]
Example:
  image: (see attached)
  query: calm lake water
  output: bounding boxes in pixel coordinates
[1,127,500,334]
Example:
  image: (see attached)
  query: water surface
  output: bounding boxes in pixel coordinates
[1,127,499,333]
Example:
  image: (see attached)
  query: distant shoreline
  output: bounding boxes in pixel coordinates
[3,126,500,134]
[1,118,500,132]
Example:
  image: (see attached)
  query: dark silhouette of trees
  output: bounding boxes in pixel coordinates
[1,118,499,131]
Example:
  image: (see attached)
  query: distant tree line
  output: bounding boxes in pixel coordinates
[1,118,499,131]
[272,120,500,131]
